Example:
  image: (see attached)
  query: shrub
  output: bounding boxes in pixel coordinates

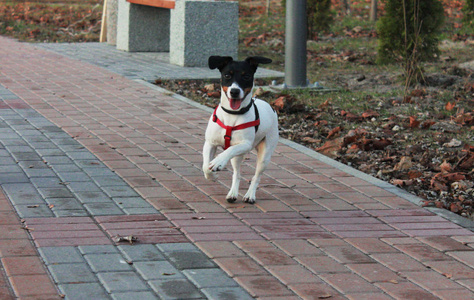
[376,0,445,65]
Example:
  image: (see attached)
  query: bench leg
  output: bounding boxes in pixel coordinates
[116,0,170,52]
[170,0,238,67]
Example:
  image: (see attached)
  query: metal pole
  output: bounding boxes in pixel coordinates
[285,0,307,87]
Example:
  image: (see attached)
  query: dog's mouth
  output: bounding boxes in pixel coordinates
[229,98,242,110]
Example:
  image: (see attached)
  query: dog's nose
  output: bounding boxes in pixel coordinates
[230,88,240,98]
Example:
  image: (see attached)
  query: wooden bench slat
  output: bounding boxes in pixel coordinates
[127,0,176,9]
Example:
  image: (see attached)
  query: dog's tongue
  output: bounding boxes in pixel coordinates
[230,98,242,110]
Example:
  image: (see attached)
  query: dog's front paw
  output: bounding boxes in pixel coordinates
[209,155,228,172]
[203,169,218,181]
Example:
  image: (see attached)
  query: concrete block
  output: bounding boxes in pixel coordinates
[102,185,139,198]
[134,261,184,280]
[15,204,54,218]
[123,207,159,215]
[48,263,97,284]
[170,1,238,67]
[44,198,83,210]
[183,268,238,288]
[39,246,85,264]
[84,202,124,215]
[98,271,149,293]
[149,278,202,299]
[119,244,165,262]
[117,0,170,52]
[84,253,132,272]
[201,287,254,300]
[112,291,158,300]
[78,245,119,254]
[59,283,109,300]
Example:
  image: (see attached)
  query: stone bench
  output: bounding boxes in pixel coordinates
[114,0,238,67]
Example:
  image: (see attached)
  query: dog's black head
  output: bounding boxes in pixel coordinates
[209,56,272,111]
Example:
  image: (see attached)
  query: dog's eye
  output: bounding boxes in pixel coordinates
[224,74,232,80]
[242,74,252,81]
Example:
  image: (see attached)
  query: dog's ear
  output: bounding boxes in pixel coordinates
[209,56,234,71]
[245,56,272,72]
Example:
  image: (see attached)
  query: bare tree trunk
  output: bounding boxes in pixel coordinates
[342,0,352,15]
[370,0,378,21]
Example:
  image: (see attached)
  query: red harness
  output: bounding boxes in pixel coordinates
[212,100,260,150]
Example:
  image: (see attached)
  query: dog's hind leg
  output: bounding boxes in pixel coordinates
[243,135,278,204]
[226,155,244,203]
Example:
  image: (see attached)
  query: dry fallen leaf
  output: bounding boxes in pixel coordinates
[113,235,138,244]
[388,279,399,284]
[393,156,413,171]
[445,101,456,111]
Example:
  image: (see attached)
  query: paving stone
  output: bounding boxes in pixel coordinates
[123,207,159,215]
[67,151,98,160]
[31,177,63,188]
[75,191,111,203]
[10,151,42,161]
[113,197,154,208]
[98,271,149,293]
[68,182,103,192]
[149,278,203,300]
[118,244,165,261]
[0,156,18,165]
[53,209,90,217]
[84,253,132,272]
[78,245,119,254]
[93,176,128,187]
[39,247,85,264]
[48,263,97,284]
[23,168,57,178]
[84,202,124,215]
[134,261,184,280]
[183,268,238,288]
[38,187,74,199]
[157,248,215,270]
[0,172,29,184]
[51,163,83,172]
[58,282,109,300]
[14,204,54,218]
[112,291,159,300]
[2,183,43,205]
[44,198,83,210]
[57,172,91,182]
[102,186,140,198]
[82,167,116,177]
[201,287,254,300]
[156,243,199,252]
[0,165,22,173]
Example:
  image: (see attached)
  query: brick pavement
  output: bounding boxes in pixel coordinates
[0,36,473,299]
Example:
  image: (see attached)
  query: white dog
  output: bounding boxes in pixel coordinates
[202,56,279,204]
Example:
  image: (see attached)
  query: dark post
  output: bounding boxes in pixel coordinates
[285,0,307,87]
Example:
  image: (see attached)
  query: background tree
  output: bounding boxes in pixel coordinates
[341,0,351,15]
[370,0,377,22]
[463,0,474,30]
[376,0,444,84]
